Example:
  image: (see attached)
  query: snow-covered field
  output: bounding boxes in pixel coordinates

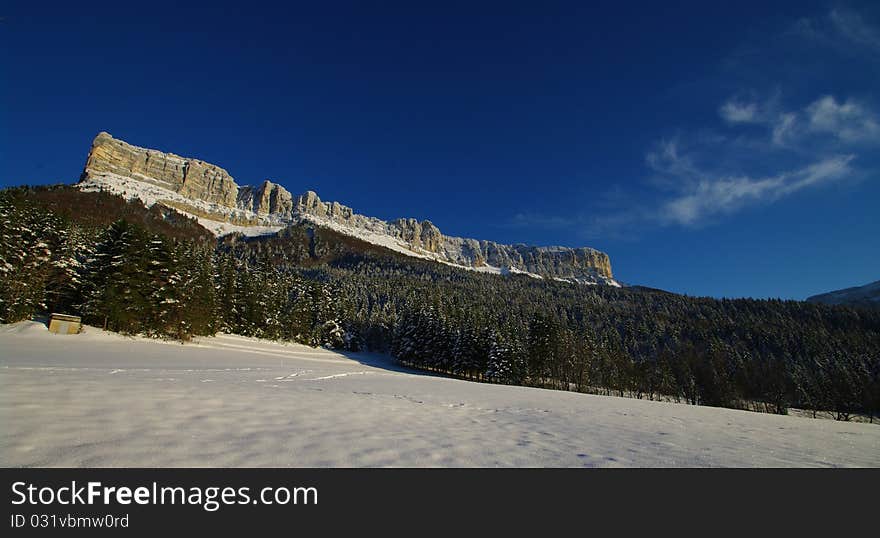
[1,321,877,467]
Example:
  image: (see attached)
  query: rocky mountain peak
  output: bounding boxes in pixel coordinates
[77,132,617,285]
[238,179,294,217]
[391,218,443,253]
[82,132,239,208]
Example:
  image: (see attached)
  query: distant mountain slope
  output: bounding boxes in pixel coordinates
[807,280,880,307]
[77,132,618,285]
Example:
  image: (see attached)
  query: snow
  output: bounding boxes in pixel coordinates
[295,212,439,261]
[76,174,621,285]
[193,219,286,238]
[554,275,622,287]
[79,173,286,238]
[502,266,544,279]
[2,321,878,467]
[296,214,537,278]
[807,280,880,305]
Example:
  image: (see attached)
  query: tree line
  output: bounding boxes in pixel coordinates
[2,185,878,421]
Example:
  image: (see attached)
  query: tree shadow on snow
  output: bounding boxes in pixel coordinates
[331,349,448,378]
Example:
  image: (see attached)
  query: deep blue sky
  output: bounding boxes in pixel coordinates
[2,1,878,299]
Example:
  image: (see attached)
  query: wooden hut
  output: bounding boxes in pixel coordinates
[48,313,82,334]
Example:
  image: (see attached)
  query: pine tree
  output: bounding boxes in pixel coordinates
[45,225,93,315]
[0,196,57,322]
[487,328,526,383]
[81,219,152,333]
[527,313,557,387]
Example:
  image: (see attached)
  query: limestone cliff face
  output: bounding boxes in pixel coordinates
[444,241,613,280]
[82,132,239,208]
[294,191,355,221]
[238,180,294,217]
[78,132,615,283]
[262,189,615,281]
[392,219,443,253]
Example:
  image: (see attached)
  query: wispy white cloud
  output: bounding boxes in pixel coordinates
[645,139,702,182]
[772,112,797,146]
[717,94,879,147]
[514,91,868,235]
[805,95,880,142]
[634,9,879,230]
[791,8,880,55]
[512,8,879,238]
[658,154,855,226]
[621,92,870,229]
[829,8,880,51]
[719,100,760,124]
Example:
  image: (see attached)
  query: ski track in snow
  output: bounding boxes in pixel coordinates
[1,321,878,468]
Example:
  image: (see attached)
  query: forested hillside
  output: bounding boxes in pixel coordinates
[2,185,878,421]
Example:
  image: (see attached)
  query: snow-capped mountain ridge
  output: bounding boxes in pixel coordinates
[806,280,880,307]
[78,132,618,285]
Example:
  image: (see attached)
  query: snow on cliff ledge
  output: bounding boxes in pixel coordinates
[78,173,621,285]
[78,132,618,284]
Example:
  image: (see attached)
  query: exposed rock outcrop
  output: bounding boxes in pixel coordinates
[78,132,616,284]
[392,219,443,253]
[238,180,295,217]
[82,132,239,208]
[289,191,614,280]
